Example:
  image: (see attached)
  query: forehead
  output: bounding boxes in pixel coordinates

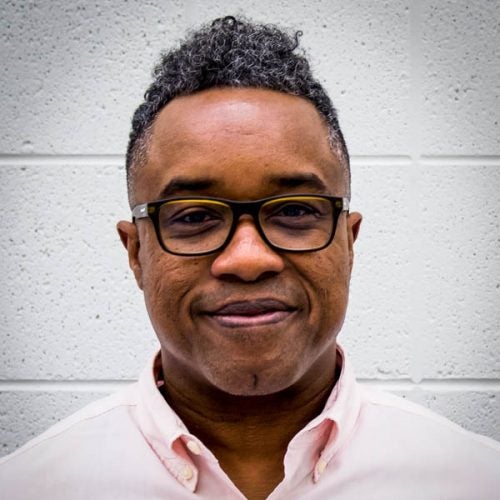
[134,88,344,202]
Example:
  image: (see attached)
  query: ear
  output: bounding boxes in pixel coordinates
[117,221,144,289]
[346,212,362,272]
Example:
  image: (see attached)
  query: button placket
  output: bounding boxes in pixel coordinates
[175,461,198,492]
[180,464,194,481]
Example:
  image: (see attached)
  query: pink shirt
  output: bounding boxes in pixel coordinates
[1,346,499,499]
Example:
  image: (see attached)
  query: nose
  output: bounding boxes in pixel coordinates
[210,218,285,282]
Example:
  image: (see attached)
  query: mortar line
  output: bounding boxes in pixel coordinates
[0,154,124,166]
[0,380,135,392]
[359,378,500,392]
[409,0,424,164]
[420,155,500,166]
[408,0,424,384]
[0,154,499,168]
[0,378,499,393]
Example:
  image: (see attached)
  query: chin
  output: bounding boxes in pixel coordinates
[205,362,303,397]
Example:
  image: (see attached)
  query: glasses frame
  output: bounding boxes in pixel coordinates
[131,194,350,256]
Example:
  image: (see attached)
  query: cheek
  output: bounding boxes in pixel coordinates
[139,245,204,324]
[298,245,350,290]
[294,245,351,326]
[141,256,204,356]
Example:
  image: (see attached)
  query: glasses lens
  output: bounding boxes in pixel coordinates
[260,196,334,251]
[159,200,233,254]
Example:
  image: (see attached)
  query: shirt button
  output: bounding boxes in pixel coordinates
[180,464,193,481]
[314,458,327,479]
[187,440,202,455]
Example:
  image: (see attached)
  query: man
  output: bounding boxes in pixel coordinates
[1,16,499,500]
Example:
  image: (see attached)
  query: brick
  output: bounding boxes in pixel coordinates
[0,390,107,457]
[0,0,188,154]
[420,0,500,154]
[414,163,500,378]
[342,162,413,377]
[0,163,156,379]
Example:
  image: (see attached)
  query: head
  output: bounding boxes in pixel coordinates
[125,15,351,206]
[118,17,362,399]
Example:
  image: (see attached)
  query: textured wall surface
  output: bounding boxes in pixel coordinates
[1,0,499,457]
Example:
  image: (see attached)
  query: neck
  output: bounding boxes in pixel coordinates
[162,369,337,450]
[159,346,340,498]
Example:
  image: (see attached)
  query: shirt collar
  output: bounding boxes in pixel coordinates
[136,343,361,491]
[306,345,362,480]
[136,353,201,492]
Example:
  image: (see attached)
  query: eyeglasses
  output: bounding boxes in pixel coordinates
[131,194,349,256]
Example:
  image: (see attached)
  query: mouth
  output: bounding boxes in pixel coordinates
[204,299,297,328]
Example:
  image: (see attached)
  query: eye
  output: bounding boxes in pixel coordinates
[160,203,229,239]
[166,207,225,230]
[262,198,329,232]
[270,202,321,221]
[275,203,317,218]
[173,209,219,225]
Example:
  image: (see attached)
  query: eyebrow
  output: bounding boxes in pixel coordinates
[158,177,216,198]
[267,173,328,192]
[157,172,329,199]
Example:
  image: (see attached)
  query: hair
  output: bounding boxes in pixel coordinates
[126,15,350,205]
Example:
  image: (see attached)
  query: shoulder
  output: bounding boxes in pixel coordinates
[353,386,500,479]
[325,386,500,498]
[360,386,499,450]
[2,383,139,463]
[0,384,142,493]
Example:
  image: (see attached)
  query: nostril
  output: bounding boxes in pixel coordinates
[255,270,281,281]
[215,269,281,283]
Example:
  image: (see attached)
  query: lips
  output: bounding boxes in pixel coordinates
[205,299,297,328]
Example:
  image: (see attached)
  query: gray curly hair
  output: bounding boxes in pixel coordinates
[126,16,350,205]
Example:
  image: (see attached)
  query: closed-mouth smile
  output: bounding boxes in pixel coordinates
[205,299,297,328]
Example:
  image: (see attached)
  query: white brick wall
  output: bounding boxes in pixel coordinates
[1,0,498,456]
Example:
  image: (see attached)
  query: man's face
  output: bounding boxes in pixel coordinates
[119,88,361,396]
